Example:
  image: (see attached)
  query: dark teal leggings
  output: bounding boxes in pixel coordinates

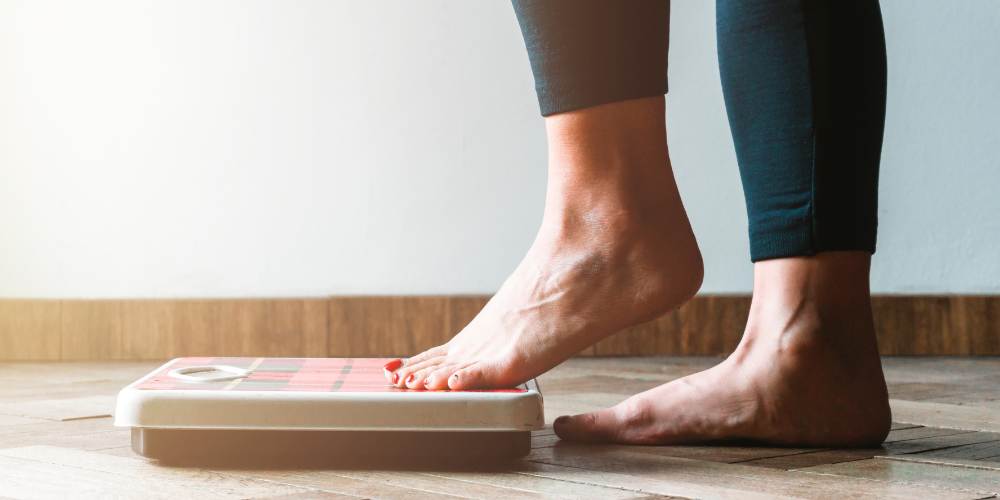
[512,0,887,261]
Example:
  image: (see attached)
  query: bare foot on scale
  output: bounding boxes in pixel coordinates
[383,96,704,391]
[554,253,892,447]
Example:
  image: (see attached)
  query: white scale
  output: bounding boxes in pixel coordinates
[114,357,544,464]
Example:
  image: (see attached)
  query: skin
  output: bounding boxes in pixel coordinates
[388,96,702,391]
[554,253,891,446]
[385,95,891,446]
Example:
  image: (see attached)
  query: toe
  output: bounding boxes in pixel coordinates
[553,408,623,443]
[423,362,472,390]
[447,360,513,390]
[392,356,444,387]
[382,358,403,383]
[404,365,440,389]
[554,398,654,444]
[402,345,447,368]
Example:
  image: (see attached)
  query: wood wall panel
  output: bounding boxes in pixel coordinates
[59,301,123,360]
[0,300,61,360]
[328,297,442,357]
[593,296,751,356]
[118,300,174,360]
[0,295,997,360]
[871,296,1000,355]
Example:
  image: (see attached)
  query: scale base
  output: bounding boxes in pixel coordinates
[131,428,531,466]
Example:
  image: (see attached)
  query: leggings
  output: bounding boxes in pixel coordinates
[511,0,887,262]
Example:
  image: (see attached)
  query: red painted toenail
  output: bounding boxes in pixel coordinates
[406,374,415,385]
[392,372,399,384]
[383,359,402,371]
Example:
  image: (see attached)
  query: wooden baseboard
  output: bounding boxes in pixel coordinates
[0,295,997,360]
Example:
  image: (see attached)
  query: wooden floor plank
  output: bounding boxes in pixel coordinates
[910,439,1000,461]
[740,427,997,470]
[884,430,1000,456]
[0,361,156,388]
[521,460,776,500]
[236,470,475,499]
[0,446,313,499]
[0,416,115,442]
[536,440,821,467]
[419,469,654,499]
[255,492,363,500]
[0,380,129,405]
[0,395,114,421]
[883,357,1000,384]
[881,454,1000,471]
[3,358,1000,499]
[0,414,49,427]
[890,399,1000,433]
[0,426,126,452]
[884,425,973,442]
[527,446,973,499]
[332,471,549,499]
[800,458,1000,497]
[92,446,136,458]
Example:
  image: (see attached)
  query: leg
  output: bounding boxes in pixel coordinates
[555,0,891,446]
[386,0,704,390]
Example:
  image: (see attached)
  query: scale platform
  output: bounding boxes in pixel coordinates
[114,357,544,465]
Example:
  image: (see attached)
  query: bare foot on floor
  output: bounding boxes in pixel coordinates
[384,97,703,391]
[554,253,892,448]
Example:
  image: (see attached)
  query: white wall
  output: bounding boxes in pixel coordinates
[1,0,997,298]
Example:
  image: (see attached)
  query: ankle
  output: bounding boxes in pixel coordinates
[751,252,872,310]
[740,252,878,357]
[542,97,680,221]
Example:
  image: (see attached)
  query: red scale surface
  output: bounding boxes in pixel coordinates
[136,357,526,393]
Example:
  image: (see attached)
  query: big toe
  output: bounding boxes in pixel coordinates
[447,359,516,390]
[553,408,625,443]
[554,397,664,444]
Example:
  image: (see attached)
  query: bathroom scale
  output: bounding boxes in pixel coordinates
[114,357,544,465]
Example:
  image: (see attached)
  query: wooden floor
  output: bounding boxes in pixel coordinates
[1,357,998,499]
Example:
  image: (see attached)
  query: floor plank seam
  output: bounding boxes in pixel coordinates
[793,469,999,497]
[60,414,112,422]
[876,454,1000,471]
[326,472,473,499]
[729,448,834,465]
[902,440,1000,457]
[218,474,368,499]
[417,471,563,497]
[516,467,683,499]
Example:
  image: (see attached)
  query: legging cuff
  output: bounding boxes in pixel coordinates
[750,231,877,262]
[512,0,671,117]
[749,210,878,261]
[537,82,669,117]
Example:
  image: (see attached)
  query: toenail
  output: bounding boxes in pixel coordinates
[391,372,399,384]
[383,359,402,371]
[406,374,415,385]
